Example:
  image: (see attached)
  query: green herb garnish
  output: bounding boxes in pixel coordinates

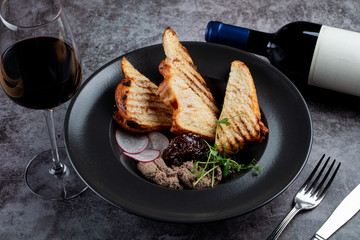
[193,111,262,187]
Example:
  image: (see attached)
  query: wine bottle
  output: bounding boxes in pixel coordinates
[205,21,360,97]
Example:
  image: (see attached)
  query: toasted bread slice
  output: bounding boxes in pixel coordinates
[216,60,268,154]
[158,28,220,140]
[114,57,173,133]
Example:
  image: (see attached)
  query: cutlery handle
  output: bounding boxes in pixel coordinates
[267,206,301,240]
[310,234,325,240]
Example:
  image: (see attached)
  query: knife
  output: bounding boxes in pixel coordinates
[311,184,360,240]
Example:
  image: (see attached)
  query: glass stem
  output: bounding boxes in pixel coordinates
[43,109,64,175]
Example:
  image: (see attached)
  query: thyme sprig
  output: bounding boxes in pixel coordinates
[193,112,261,187]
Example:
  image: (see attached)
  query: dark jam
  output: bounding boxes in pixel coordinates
[162,133,208,166]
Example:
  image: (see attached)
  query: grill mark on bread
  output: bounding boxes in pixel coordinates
[122,81,131,86]
[234,116,251,141]
[158,28,219,140]
[216,60,268,154]
[126,104,173,114]
[170,60,218,110]
[133,79,157,87]
[114,57,172,132]
[120,101,127,111]
[126,120,141,129]
[226,110,250,150]
[127,92,167,102]
[177,67,217,110]
[227,100,256,139]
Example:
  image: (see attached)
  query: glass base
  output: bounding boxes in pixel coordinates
[25,147,88,201]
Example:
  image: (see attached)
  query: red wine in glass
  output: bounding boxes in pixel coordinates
[0,0,87,200]
[1,37,82,109]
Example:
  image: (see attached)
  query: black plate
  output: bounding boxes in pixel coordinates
[64,42,312,223]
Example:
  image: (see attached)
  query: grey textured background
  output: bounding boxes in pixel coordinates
[1,0,360,239]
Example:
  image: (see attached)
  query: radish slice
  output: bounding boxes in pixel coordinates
[123,149,160,162]
[146,132,169,153]
[115,128,149,154]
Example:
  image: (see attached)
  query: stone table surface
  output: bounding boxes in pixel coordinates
[1,0,360,239]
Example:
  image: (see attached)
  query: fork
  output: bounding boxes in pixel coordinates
[267,154,341,240]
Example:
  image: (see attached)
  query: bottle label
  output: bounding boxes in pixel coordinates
[308,25,360,96]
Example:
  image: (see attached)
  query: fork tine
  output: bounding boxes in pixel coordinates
[317,161,341,199]
[312,159,336,196]
[301,154,325,191]
[307,156,330,193]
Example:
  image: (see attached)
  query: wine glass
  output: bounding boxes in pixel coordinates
[0,0,87,200]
